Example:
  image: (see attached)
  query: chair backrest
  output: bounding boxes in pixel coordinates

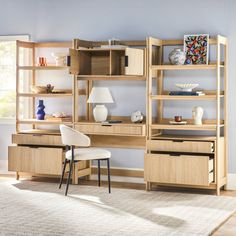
[60,125,91,147]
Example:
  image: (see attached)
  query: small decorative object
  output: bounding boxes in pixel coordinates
[131,110,144,123]
[52,111,67,118]
[31,85,47,94]
[175,83,199,92]
[184,34,209,64]
[38,57,47,66]
[36,100,45,120]
[192,106,204,125]
[87,87,114,122]
[174,116,182,122]
[169,48,186,65]
[51,52,68,66]
[169,120,187,125]
[46,84,54,93]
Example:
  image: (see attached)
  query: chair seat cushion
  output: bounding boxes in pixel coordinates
[66,148,111,161]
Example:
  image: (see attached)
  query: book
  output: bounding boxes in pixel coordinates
[169,91,205,96]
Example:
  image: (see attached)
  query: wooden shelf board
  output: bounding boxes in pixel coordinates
[18,119,72,125]
[75,121,146,127]
[150,95,224,100]
[18,65,69,70]
[77,75,146,81]
[151,123,224,131]
[78,48,127,51]
[150,134,217,141]
[151,64,223,71]
[18,93,73,97]
[18,129,61,135]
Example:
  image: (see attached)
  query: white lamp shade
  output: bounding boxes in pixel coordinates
[87,87,114,104]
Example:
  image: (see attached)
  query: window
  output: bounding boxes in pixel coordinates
[0,35,29,123]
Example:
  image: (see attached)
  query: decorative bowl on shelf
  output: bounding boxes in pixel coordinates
[31,85,47,94]
[175,83,199,92]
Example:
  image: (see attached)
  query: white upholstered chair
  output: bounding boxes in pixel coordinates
[59,125,111,196]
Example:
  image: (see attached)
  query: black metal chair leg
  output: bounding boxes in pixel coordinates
[98,159,101,187]
[65,146,74,196]
[107,158,111,193]
[59,159,67,189]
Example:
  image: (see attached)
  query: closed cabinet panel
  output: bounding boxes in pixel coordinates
[75,124,145,136]
[144,154,176,183]
[8,146,35,172]
[34,148,63,175]
[69,48,80,74]
[12,134,63,146]
[175,155,210,186]
[8,146,63,175]
[147,140,214,153]
[125,48,144,75]
[144,154,212,186]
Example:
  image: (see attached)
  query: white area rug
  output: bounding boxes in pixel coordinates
[0,180,236,236]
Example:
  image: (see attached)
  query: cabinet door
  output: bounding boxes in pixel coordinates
[125,48,144,75]
[8,146,63,175]
[69,48,80,74]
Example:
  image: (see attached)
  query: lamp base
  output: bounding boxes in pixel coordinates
[93,105,108,122]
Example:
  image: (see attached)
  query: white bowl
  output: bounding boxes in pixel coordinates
[175,83,199,92]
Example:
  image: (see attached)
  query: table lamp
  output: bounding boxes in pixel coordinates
[87,87,114,122]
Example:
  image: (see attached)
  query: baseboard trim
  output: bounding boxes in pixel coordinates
[91,166,144,178]
[227,174,236,190]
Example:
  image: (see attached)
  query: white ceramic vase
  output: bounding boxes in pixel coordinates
[169,48,186,65]
[93,105,108,122]
[192,106,204,125]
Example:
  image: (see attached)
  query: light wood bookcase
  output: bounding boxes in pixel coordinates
[9,40,90,182]
[145,35,228,195]
[8,39,148,181]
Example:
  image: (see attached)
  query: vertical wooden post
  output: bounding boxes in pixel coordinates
[216,36,221,195]
[223,39,228,190]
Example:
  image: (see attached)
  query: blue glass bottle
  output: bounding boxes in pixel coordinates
[36,100,45,120]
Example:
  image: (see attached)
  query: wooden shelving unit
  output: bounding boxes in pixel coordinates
[9,40,90,182]
[145,35,228,195]
[69,38,148,147]
[9,38,148,182]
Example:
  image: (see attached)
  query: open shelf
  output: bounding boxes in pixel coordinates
[151,123,223,131]
[18,93,73,97]
[18,65,69,70]
[18,119,72,125]
[151,64,223,71]
[151,95,224,100]
[77,75,146,81]
[70,47,144,76]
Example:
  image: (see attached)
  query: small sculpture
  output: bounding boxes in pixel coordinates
[192,106,204,125]
[36,100,45,120]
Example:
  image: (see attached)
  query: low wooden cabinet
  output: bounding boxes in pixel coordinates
[144,154,214,186]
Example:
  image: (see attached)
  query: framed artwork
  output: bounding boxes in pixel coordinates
[184,34,209,64]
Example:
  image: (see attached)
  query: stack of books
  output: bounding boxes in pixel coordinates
[169,91,205,96]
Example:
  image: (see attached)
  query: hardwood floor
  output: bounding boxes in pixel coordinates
[1,175,236,235]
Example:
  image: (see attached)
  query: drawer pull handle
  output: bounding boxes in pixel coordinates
[172,140,184,143]
[169,154,181,157]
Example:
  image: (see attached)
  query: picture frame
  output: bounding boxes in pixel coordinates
[184,34,209,65]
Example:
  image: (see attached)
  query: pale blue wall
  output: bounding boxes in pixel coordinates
[1,0,236,172]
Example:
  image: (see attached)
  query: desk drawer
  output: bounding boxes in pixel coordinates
[144,154,213,186]
[8,146,63,175]
[147,140,214,153]
[12,134,63,146]
[75,123,146,136]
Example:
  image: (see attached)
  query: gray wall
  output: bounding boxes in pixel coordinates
[0,0,235,172]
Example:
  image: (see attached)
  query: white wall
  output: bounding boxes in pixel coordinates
[1,0,236,172]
